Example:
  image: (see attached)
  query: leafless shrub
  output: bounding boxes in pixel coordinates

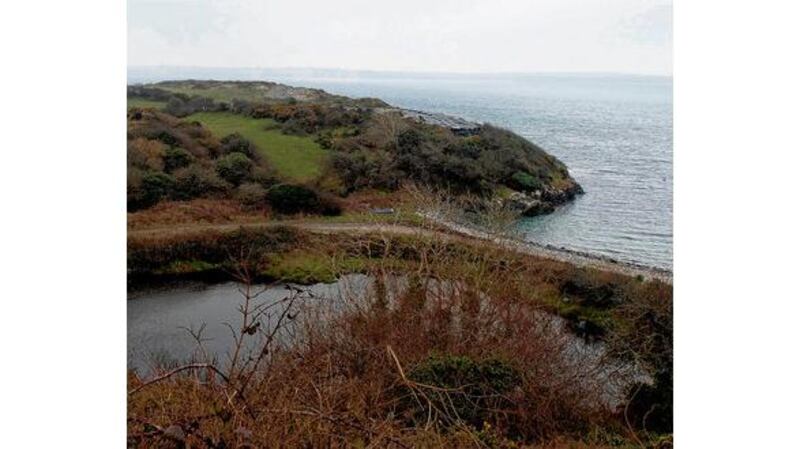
[406,183,520,239]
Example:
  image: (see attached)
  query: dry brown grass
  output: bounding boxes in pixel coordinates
[128,199,271,231]
[334,188,413,213]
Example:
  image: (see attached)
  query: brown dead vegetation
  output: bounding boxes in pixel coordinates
[128,222,671,448]
[128,199,270,231]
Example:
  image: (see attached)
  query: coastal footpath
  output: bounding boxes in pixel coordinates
[129,219,671,283]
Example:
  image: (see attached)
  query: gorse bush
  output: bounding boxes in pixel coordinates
[327,121,575,195]
[163,146,193,173]
[164,95,226,117]
[509,171,543,192]
[129,83,582,214]
[132,171,176,210]
[220,133,260,160]
[236,182,267,209]
[266,184,317,214]
[410,355,521,395]
[266,183,340,216]
[407,355,521,428]
[215,152,253,186]
[127,109,276,210]
[172,164,230,200]
[249,166,279,189]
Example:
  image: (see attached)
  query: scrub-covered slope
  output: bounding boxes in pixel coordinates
[128,80,582,215]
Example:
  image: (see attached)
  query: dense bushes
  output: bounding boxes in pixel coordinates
[236,183,267,209]
[164,95,227,117]
[406,355,521,428]
[215,152,253,186]
[163,146,193,172]
[611,279,673,434]
[127,171,176,210]
[328,119,570,195]
[249,102,370,135]
[266,184,341,216]
[128,85,228,117]
[220,133,260,160]
[127,85,174,102]
[129,82,582,214]
[509,170,543,192]
[172,164,229,200]
[127,109,344,214]
[127,227,298,276]
[128,109,268,210]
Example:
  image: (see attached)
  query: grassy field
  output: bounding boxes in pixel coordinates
[158,84,269,103]
[188,111,327,182]
[127,97,166,110]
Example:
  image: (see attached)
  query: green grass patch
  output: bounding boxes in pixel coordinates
[494,186,515,200]
[128,97,166,110]
[263,251,367,284]
[153,259,219,275]
[188,112,327,182]
[159,85,269,103]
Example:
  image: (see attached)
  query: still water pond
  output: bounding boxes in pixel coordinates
[128,275,646,407]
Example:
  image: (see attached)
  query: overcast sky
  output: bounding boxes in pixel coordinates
[128,0,672,76]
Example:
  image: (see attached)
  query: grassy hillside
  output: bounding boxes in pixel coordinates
[158,83,263,102]
[187,111,327,182]
[128,80,584,216]
[127,97,165,110]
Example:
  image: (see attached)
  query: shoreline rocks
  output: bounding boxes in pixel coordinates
[503,181,585,217]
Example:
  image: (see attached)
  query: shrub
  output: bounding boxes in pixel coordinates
[236,182,267,209]
[561,271,618,308]
[316,192,342,216]
[509,171,543,192]
[266,184,320,215]
[164,97,189,117]
[173,164,230,200]
[444,136,483,159]
[397,128,423,153]
[330,150,398,191]
[265,184,340,216]
[128,138,165,171]
[163,146,193,172]
[611,279,673,434]
[250,166,279,189]
[164,95,222,117]
[127,227,299,275]
[127,167,145,210]
[133,171,176,209]
[623,370,673,433]
[215,152,253,186]
[220,133,260,160]
[406,355,521,428]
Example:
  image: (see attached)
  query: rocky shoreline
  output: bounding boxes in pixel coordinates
[502,181,585,217]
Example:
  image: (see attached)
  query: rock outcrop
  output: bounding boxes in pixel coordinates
[390,108,482,135]
[503,182,584,217]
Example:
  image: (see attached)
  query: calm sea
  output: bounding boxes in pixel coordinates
[129,68,673,270]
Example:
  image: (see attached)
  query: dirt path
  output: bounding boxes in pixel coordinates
[129,220,672,283]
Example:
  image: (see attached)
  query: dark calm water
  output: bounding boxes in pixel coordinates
[129,68,673,269]
[129,275,645,407]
